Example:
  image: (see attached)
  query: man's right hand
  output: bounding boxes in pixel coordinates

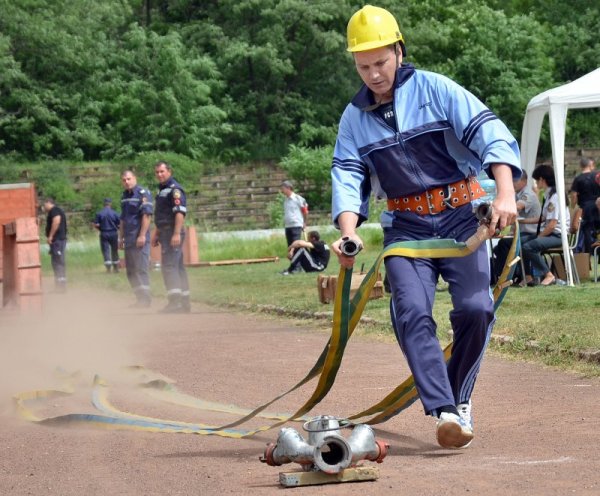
[331,234,363,269]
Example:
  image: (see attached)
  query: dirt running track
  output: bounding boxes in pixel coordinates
[0,288,598,496]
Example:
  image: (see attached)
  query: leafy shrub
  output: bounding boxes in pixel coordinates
[26,162,84,210]
[280,145,333,211]
[267,196,284,228]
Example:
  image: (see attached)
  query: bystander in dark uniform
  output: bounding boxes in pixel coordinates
[93,198,120,273]
[569,157,599,252]
[582,196,600,253]
[152,161,190,313]
[43,198,67,292]
[120,170,153,307]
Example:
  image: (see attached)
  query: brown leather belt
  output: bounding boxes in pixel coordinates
[387,176,486,215]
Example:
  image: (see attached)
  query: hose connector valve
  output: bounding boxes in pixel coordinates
[340,237,362,257]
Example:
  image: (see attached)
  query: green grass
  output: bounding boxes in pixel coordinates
[50,226,600,377]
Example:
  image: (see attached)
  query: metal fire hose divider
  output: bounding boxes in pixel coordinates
[260,415,389,474]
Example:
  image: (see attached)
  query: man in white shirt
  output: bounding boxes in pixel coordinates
[281,180,308,247]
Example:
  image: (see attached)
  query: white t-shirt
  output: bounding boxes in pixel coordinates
[283,193,307,228]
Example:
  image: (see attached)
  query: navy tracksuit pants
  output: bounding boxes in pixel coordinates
[383,204,495,415]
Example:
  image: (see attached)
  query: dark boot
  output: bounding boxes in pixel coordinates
[159,294,184,313]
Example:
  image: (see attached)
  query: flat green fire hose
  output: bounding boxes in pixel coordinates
[14,224,520,437]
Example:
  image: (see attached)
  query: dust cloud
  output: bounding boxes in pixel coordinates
[0,287,138,413]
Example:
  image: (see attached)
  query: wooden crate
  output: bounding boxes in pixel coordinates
[318,272,384,304]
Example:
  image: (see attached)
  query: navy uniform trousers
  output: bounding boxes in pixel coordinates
[100,231,119,269]
[158,228,189,301]
[383,204,494,415]
[124,241,151,304]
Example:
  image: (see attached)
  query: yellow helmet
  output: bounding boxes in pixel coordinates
[346,5,405,53]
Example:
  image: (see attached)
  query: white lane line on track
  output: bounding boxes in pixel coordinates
[488,456,574,466]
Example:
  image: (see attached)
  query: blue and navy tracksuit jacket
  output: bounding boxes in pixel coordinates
[331,63,521,228]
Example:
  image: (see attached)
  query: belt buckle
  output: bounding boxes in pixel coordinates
[441,184,456,210]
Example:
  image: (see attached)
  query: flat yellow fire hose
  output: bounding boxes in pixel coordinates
[14,224,520,437]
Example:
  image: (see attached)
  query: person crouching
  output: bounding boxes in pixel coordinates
[281,231,330,275]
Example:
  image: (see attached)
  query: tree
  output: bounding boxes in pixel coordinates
[0,0,227,160]
[150,0,358,159]
[402,0,556,137]
[94,25,228,159]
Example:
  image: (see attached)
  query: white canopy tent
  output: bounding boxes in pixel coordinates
[520,68,600,285]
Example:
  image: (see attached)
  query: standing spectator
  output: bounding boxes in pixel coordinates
[281,231,330,275]
[330,5,519,449]
[569,157,600,251]
[582,196,600,253]
[43,198,68,292]
[93,198,120,273]
[120,170,153,308]
[152,161,190,313]
[492,171,541,283]
[569,157,598,209]
[281,180,308,247]
[522,165,570,286]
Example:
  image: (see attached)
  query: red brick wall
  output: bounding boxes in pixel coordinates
[0,183,38,280]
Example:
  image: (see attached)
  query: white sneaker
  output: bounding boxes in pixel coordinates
[436,412,474,449]
[457,401,473,431]
[457,401,473,449]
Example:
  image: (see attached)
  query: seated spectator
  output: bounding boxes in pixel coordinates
[492,170,541,284]
[582,196,600,254]
[281,230,330,275]
[521,165,570,286]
